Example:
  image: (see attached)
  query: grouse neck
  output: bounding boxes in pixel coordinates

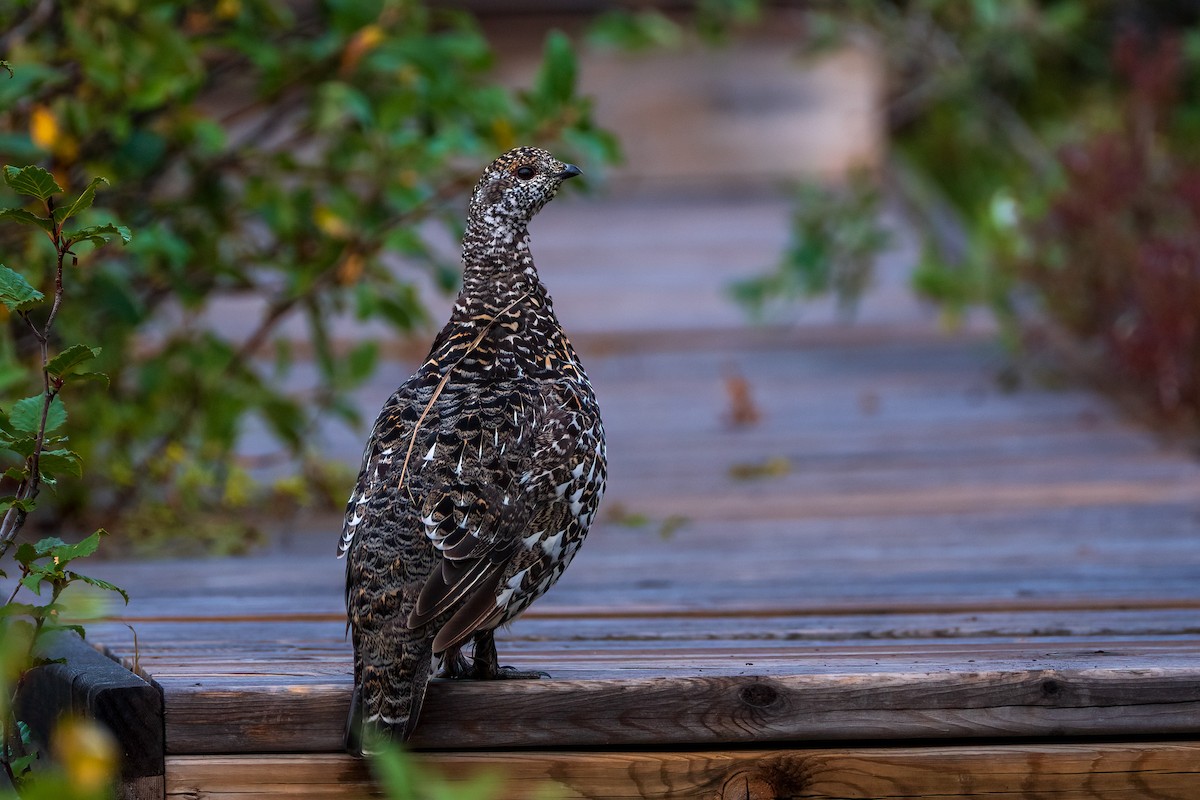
[459,220,546,307]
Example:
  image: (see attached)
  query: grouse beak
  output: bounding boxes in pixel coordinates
[556,163,583,181]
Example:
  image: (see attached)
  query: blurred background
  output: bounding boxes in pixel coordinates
[1,0,1199,555]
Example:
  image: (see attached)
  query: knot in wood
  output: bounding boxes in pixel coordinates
[739,682,779,709]
[1041,678,1061,697]
[721,770,778,800]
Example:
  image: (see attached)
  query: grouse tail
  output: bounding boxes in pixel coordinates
[346,633,433,755]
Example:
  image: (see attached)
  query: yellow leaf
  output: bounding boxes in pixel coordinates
[30,105,59,152]
[30,105,79,164]
[337,250,365,285]
[164,441,186,465]
[341,24,386,75]
[314,206,352,239]
[359,23,385,49]
[52,717,119,796]
[491,118,515,151]
[222,467,252,507]
[216,0,241,19]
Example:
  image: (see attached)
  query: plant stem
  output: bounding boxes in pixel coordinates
[0,207,69,552]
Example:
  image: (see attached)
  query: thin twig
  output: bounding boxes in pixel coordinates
[0,199,68,551]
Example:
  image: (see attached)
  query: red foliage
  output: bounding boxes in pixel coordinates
[1022,27,1200,420]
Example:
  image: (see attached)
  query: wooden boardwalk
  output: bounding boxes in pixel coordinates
[47,192,1200,798]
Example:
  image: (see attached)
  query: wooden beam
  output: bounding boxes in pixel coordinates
[165,741,1200,799]
[159,658,1200,753]
[18,631,164,800]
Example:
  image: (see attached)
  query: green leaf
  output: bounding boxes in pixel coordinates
[66,570,129,605]
[0,264,45,311]
[54,176,108,224]
[42,622,87,639]
[50,530,101,563]
[0,435,39,459]
[533,30,577,108]
[9,394,66,434]
[587,10,683,51]
[16,721,31,748]
[46,344,102,379]
[67,222,132,248]
[8,751,35,777]
[346,341,378,383]
[0,206,54,234]
[65,370,110,388]
[20,572,49,595]
[0,494,35,516]
[0,602,42,619]
[18,537,64,563]
[38,448,83,479]
[3,165,61,202]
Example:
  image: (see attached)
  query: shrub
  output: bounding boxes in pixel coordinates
[0,158,127,794]
[738,2,1200,430]
[0,1,617,547]
[1016,28,1200,424]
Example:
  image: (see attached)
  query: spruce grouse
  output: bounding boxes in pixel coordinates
[339,146,606,752]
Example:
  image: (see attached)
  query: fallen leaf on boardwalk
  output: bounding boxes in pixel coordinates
[658,514,690,540]
[605,502,689,539]
[728,456,791,480]
[722,364,761,427]
[604,501,649,528]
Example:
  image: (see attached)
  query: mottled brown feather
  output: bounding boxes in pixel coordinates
[339,147,606,752]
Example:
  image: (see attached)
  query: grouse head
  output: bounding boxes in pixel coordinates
[467,146,582,233]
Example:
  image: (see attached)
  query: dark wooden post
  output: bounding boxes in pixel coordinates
[17,630,164,800]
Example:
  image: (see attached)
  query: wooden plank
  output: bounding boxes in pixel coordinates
[83,603,1200,657]
[17,631,164,800]
[165,742,1200,799]
[153,650,1200,753]
[614,478,1200,521]
[321,333,1187,488]
[78,497,1200,618]
[360,321,1003,364]
[74,320,1200,778]
[83,606,1200,648]
[88,645,1200,688]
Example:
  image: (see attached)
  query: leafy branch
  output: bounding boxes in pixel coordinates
[0,168,128,554]
[0,164,129,790]
[0,3,619,550]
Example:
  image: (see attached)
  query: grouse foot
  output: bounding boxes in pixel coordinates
[471,630,550,680]
[434,648,475,680]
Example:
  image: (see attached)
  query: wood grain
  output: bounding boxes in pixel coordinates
[153,652,1200,753]
[75,324,1200,797]
[17,631,164,800]
[165,742,1200,800]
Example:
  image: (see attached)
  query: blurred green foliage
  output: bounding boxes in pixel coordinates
[0,163,126,794]
[370,740,501,800]
[0,716,120,800]
[369,738,569,800]
[587,0,759,51]
[0,1,618,548]
[752,1,1200,427]
[731,174,889,320]
[1016,30,1200,421]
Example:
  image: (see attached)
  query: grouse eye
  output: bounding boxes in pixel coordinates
[515,165,536,180]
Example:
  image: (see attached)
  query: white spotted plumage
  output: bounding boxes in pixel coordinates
[340,147,606,753]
